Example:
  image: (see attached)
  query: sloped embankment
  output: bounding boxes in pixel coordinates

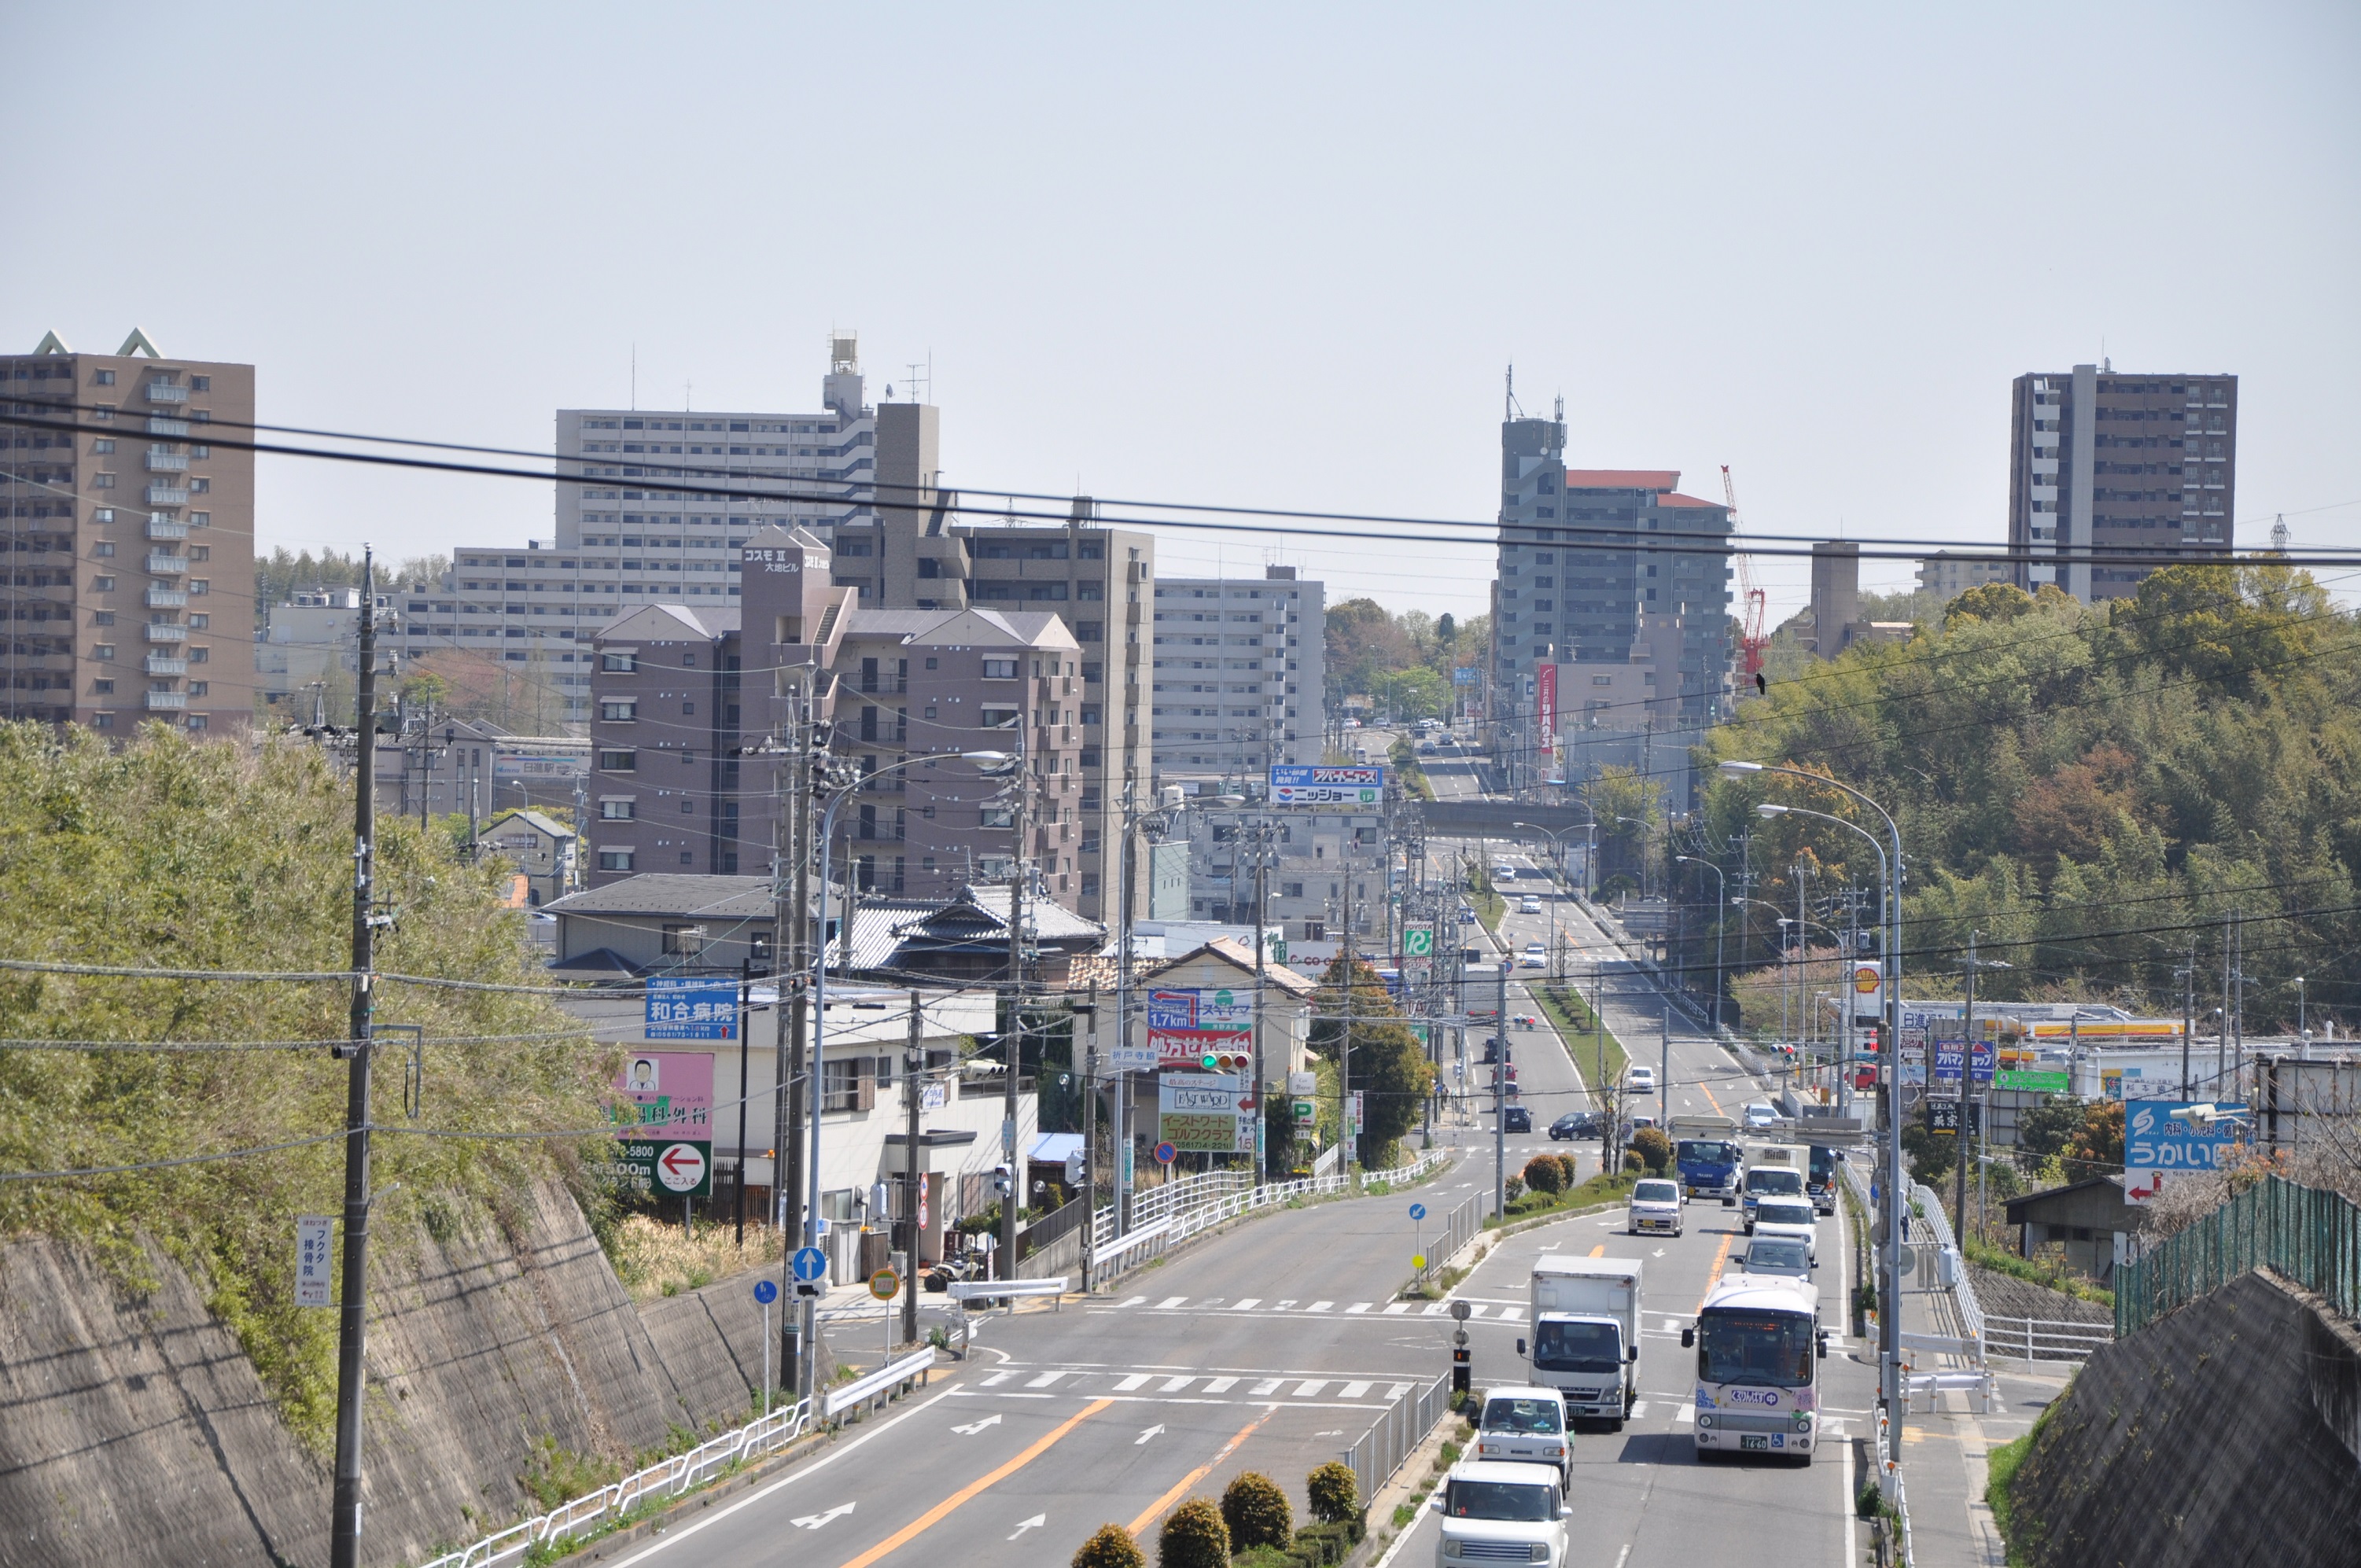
[2005,1267,2361,1566]
[0,1181,775,1568]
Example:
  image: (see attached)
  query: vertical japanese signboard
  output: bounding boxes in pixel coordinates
[1536,662,1557,736]
[296,1215,334,1307]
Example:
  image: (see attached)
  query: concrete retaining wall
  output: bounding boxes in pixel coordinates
[2006,1267,2361,1566]
[0,1183,776,1568]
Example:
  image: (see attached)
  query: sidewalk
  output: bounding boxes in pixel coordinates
[1889,1276,2071,1566]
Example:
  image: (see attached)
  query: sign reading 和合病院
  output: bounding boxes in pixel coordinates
[645,975,738,1040]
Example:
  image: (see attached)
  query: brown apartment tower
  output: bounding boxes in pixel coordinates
[2007,365,2236,602]
[1,330,254,734]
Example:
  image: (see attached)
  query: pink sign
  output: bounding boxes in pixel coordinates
[614,1051,715,1141]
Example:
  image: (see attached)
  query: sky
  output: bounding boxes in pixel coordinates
[6,3,2357,623]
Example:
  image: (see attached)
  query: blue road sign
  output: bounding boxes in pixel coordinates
[791,1246,828,1283]
[753,1278,779,1305]
[1409,1202,1427,1220]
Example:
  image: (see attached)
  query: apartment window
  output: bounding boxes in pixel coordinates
[92,643,115,661]
[91,439,114,455]
[93,370,115,386]
[189,614,208,628]
[190,376,210,391]
[91,474,114,489]
[980,706,1019,729]
[91,576,114,591]
[1076,620,1104,642]
[598,849,635,872]
[190,682,208,697]
[92,542,114,558]
[93,612,115,626]
[190,478,210,494]
[982,658,1017,679]
[600,650,636,672]
[189,646,208,663]
[93,679,115,694]
[599,749,637,771]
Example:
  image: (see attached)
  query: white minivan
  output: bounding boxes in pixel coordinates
[1626,1064,1657,1095]
[1472,1386,1571,1481]
[1429,1459,1571,1566]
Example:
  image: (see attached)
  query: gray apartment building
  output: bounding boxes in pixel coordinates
[583,524,1089,909]
[2008,366,2237,601]
[1150,565,1324,784]
[2,330,254,734]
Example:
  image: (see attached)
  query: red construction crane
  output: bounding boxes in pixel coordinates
[1722,464,1770,682]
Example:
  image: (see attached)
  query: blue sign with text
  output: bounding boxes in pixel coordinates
[644,975,738,1040]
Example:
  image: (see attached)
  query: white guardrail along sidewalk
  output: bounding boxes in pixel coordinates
[1090,1150,1449,1275]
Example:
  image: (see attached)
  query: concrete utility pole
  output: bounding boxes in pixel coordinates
[770,680,814,1396]
[2179,943,2197,1099]
[902,989,923,1348]
[329,550,378,1568]
[1252,821,1270,1185]
[1000,738,1028,1276]
[1954,931,1979,1247]
[1078,985,1097,1291]
[1494,963,1508,1218]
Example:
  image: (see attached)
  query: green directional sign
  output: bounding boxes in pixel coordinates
[1996,1068,2070,1093]
[1401,924,1435,958]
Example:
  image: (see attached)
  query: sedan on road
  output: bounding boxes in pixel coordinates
[1548,1111,1600,1141]
[1742,1100,1781,1131]
[1519,944,1547,969]
[1737,1235,1814,1283]
[1519,896,1543,914]
[1626,1064,1657,1095]
[1501,1105,1533,1134]
[1751,1198,1820,1265]
[1626,1178,1684,1237]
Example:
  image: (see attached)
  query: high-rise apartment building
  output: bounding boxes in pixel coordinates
[1150,565,1324,782]
[1915,550,2012,605]
[392,335,878,724]
[1,331,253,734]
[1489,403,1733,788]
[2008,366,2237,601]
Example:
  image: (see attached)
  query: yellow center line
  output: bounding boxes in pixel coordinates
[1696,1231,1734,1309]
[1588,1243,1605,1257]
[1127,1411,1272,1537]
[836,1397,1112,1568]
[1700,1080,1723,1115]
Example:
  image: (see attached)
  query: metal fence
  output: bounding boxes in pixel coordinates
[1413,1193,1484,1291]
[2116,1174,2361,1338]
[1980,1313,2112,1364]
[1088,1150,1449,1279]
[415,1397,812,1568]
[1340,1371,1453,1500]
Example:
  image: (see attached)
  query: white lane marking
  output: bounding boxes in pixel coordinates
[790,1502,855,1529]
[1136,1424,1165,1445]
[1294,1381,1329,1397]
[1118,1295,1147,1307]
[1383,1303,1411,1316]
[1250,1378,1286,1395]
[1203,1376,1240,1393]
[1387,1382,1412,1399]
[1673,1404,1694,1426]
[1232,1297,1262,1311]
[1309,1301,1335,1312]
[1008,1514,1046,1541]
[1662,1317,1684,1334]
[1340,1381,1372,1399]
[1629,1402,1648,1419]
[1114,1374,1152,1392]
[1348,1303,1372,1314]
[980,1371,1014,1387]
[951,1414,1002,1434]
[1464,1304,1488,1318]
[1024,1370,1067,1388]
[1275,1299,1298,1310]
[1156,1295,1188,1309]
[1497,1305,1525,1321]
[1158,1375,1196,1393]
[1421,1304,1447,1317]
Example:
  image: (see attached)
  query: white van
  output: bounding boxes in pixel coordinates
[1428,1460,1571,1566]
[1472,1386,1571,1481]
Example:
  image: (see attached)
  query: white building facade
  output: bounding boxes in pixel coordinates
[1150,565,1324,782]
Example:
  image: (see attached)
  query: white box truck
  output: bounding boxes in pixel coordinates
[1519,1256,1643,1426]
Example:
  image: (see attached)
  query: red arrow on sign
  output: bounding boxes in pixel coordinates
[660,1146,702,1177]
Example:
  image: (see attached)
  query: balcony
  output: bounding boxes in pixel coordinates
[145,382,190,404]
[144,690,189,711]
[145,554,190,576]
[144,654,188,676]
[145,450,190,473]
[145,586,187,608]
[146,416,190,438]
[145,485,190,506]
[144,622,188,643]
[145,517,188,541]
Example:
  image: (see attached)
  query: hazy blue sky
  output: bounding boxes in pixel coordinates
[6,3,2355,620]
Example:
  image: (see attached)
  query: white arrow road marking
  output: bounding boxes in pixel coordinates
[951,1414,1003,1434]
[1629,1402,1648,1419]
[1008,1515,1046,1540]
[1672,1405,1694,1426]
[790,1503,855,1529]
[1136,1424,1165,1445]
[1652,1250,1667,1258]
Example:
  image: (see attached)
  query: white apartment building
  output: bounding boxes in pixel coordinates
[1150,565,1324,780]
[390,336,878,724]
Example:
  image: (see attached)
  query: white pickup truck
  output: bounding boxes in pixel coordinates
[1519,1256,1643,1426]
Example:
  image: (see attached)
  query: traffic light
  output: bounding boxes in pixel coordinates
[1451,1344,1471,1395]
[1198,1050,1249,1072]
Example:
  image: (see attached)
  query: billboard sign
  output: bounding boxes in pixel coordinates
[1851,962,1883,1020]
[1969,1040,1997,1084]
[1270,764,1383,807]
[1147,987,1254,1069]
[597,1051,716,1198]
[1995,1067,2070,1093]
[1453,666,1481,686]
[645,975,738,1040]
[2123,1102,2249,1204]
[1536,663,1557,735]
[1158,1072,1254,1154]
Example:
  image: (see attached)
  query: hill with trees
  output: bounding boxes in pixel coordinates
[1324,599,1486,720]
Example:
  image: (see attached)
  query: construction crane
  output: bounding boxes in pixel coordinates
[1722,465,1770,683]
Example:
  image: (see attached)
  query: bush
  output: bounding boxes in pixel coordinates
[1073,1524,1146,1568]
[1221,1471,1294,1550]
[1157,1496,1229,1568]
[1520,1154,1565,1195]
[1556,1154,1578,1188]
[1504,1175,1526,1201]
[1631,1127,1673,1175]
[1306,1460,1360,1524]
[1622,1148,1645,1172]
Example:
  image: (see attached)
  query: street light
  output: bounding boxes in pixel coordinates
[1513,821,1586,982]
[1674,856,1726,1036]
[1731,760,1907,1473]
[801,748,1007,1397]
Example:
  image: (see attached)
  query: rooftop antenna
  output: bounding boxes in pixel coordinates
[1505,363,1523,421]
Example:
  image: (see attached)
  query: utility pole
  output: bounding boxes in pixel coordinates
[2179,943,2197,1099]
[1000,738,1028,1276]
[1251,820,1270,1185]
[902,988,923,1347]
[1494,963,1508,1218]
[2219,911,2234,1098]
[735,957,752,1248]
[771,683,813,1398]
[329,550,378,1568]
[1954,931,1978,1247]
[1078,984,1098,1292]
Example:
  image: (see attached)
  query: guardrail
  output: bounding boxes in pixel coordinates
[1981,1312,2112,1364]
[414,1397,812,1568]
[824,1345,937,1421]
[1908,1183,1986,1356]
[1340,1371,1452,1499]
[1085,1150,1449,1282]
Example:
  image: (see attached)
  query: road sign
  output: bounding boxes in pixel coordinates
[2124,1102,2249,1205]
[593,1137,714,1198]
[1401,924,1435,958]
[753,1278,779,1305]
[1409,1202,1427,1220]
[644,975,738,1040]
[1996,1067,2070,1092]
[1413,1253,1427,1269]
[792,1246,829,1283]
[654,1141,709,1194]
[296,1215,333,1308]
[1969,1040,1997,1084]
[1293,1099,1316,1119]
[1107,1042,1158,1072]
[867,1268,901,1301]
[1449,1300,1472,1322]
[1153,1141,1178,1165]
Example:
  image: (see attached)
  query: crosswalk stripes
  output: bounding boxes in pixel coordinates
[1672,1404,1694,1426]
[954,1364,1420,1407]
[1093,1293,1534,1323]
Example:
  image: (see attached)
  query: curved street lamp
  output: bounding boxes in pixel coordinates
[1726,759,1907,1471]
[1674,855,1727,1035]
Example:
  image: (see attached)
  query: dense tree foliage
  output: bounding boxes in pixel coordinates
[1702,565,2361,1032]
[1324,598,1486,718]
[1309,955,1435,1165]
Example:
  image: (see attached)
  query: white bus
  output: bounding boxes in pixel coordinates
[1681,1275,1828,1463]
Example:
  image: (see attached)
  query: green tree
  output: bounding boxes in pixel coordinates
[1221,1471,1294,1550]
[1072,1524,1147,1568]
[1522,1154,1565,1194]
[1157,1496,1229,1568]
[1630,1126,1672,1176]
[1306,1461,1360,1524]
[1309,957,1435,1164]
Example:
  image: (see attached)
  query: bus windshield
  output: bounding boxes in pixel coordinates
[1678,1139,1737,1165]
[1534,1319,1622,1375]
[1696,1308,1815,1388]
